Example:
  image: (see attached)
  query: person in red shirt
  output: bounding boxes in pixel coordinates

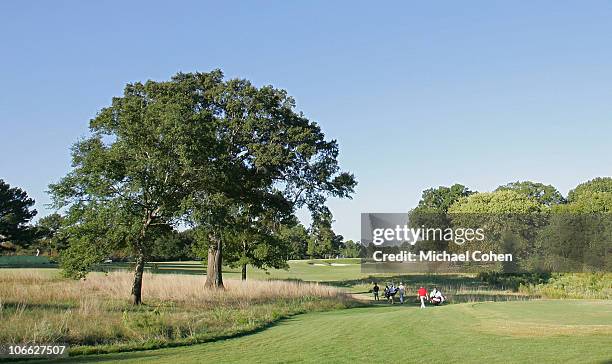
[417,286,428,308]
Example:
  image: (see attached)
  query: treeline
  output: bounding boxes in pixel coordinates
[1,183,362,263]
[0,70,357,305]
[406,179,612,272]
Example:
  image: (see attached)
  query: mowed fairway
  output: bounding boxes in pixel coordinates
[0,258,366,282]
[47,300,612,364]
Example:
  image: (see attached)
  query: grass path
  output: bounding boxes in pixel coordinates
[46,300,611,364]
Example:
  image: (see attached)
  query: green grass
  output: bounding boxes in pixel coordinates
[0,256,365,280]
[0,255,54,267]
[0,257,365,280]
[4,259,610,363]
[42,300,612,364]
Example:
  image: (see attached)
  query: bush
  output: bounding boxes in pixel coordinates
[518,273,612,299]
[478,272,551,291]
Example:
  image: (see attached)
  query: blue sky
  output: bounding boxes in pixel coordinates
[1,1,612,241]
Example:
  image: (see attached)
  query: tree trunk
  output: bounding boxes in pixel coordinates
[130,252,146,305]
[241,240,247,281]
[205,237,224,288]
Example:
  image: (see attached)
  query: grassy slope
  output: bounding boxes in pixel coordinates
[46,300,612,364]
[5,260,611,362]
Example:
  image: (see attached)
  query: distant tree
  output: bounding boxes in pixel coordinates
[415,184,474,212]
[535,209,610,272]
[537,177,612,271]
[409,184,473,251]
[34,213,68,256]
[448,190,548,272]
[0,179,37,250]
[278,220,310,260]
[150,229,196,261]
[496,181,565,206]
[308,211,344,258]
[449,190,545,214]
[566,177,612,211]
[341,240,362,258]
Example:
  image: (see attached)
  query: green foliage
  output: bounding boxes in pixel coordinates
[535,209,612,271]
[33,213,68,256]
[519,273,612,299]
[529,178,612,272]
[449,190,546,214]
[447,190,549,272]
[57,202,143,278]
[415,184,474,212]
[183,72,356,281]
[278,222,310,260]
[307,211,344,258]
[496,181,565,206]
[567,177,612,204]
[150,230,196,261]
[561,177,612,212]
[340,240,362,258]
[409,184,473,251]
[478,272,551,291]
[0,179,37,249]
[49,72,222,293]
[50,70,356,289]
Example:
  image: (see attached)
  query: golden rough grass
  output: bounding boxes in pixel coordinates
[81,272,343,305]
[0,270,350,346]
[0,270,344,307]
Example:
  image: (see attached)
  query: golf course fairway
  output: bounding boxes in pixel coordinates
[48,300,611,364]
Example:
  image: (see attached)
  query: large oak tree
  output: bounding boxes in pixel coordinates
[51,70,356,300]
[50,74,217,304]
[182,72,357,287]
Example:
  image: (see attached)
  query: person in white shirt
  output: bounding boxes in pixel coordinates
[430,287,445,305]
[398,282,406,304]
[386,284,397,304]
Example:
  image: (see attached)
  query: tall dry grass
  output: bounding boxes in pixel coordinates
[82,272,342,306]
[0,270,352,350]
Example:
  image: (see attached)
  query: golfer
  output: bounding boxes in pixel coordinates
[430,287,445,305]
[417,286,428,308]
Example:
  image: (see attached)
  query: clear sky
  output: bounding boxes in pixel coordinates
[2,1,612,241]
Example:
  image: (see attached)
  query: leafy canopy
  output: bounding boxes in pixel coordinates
[564,177,612,212]
[496,181,565,206]
[50,72,218,277]
[0,179,37,247]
